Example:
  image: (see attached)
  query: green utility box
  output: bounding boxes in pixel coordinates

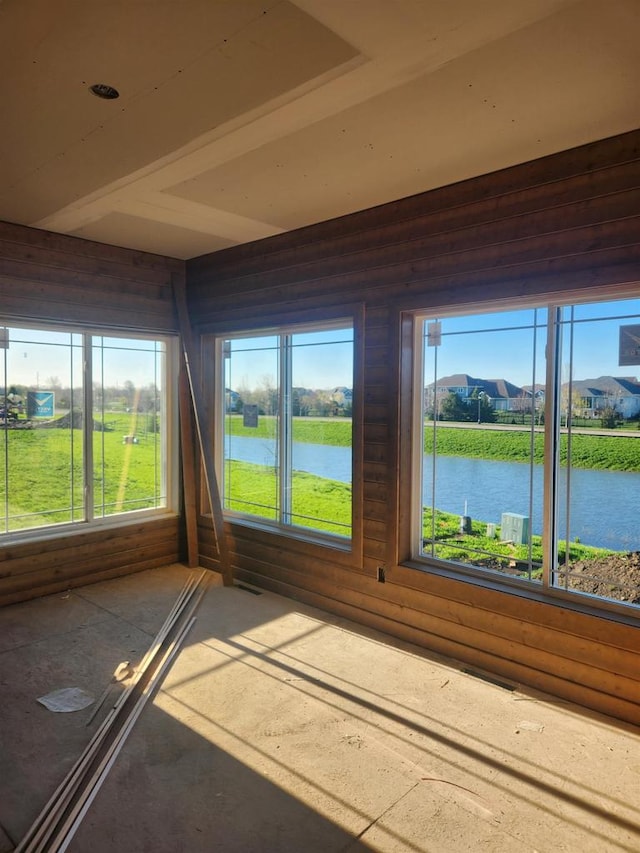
[500,512,530,545]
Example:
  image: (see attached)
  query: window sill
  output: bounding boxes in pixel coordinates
[0,510,179,550]
[202,512,358,567]
[402,557,640,628]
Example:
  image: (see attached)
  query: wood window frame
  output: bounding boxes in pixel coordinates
[200,303,365,570]
[391,286,640,624]
[0,320,179,541]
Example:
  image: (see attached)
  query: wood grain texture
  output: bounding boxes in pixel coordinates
[179,366,199,569]
[0,220,179,332]
[0,517,182,606]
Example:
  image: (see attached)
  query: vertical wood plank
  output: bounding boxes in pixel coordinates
[172,273,233,585]
[178,365,199,569]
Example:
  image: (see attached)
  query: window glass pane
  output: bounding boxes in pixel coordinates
[421,308,545,580]
[92,336,166,517]
[220,323,353,541]
[0,326,84,532]
[0,324,172,539]
[555,297,640,606]
[290,327,353,537]
[222,335,280,520]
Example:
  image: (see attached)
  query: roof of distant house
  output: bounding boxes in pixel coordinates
[433,374,525,400]
[569,376,640,396]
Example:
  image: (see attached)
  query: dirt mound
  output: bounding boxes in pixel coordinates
[34,411,112,431]
[564,552,640,604]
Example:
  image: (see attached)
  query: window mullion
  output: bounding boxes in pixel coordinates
[526,310,541,579]
[280,334,292,525]
[414,319,429,558]
[561,306,576,590]
[83,334,94,522]
[2,340,8,534]
[542,307,561,590]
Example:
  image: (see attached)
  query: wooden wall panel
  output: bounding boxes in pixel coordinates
[0,222,184,601]
[189,129,640,726]
[0,516,182,607]
[0,221,180,332]
[188,203,640,305]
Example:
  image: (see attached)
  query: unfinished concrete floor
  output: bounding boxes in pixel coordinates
[0,564,639,852]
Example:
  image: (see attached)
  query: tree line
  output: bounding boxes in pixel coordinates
[2,378,161,414]
[427,390,497,423]
[228,381,352,418]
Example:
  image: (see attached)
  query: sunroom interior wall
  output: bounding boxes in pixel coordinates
[0,221,183,603]
[187,129,640,726]
[0,221,181,333]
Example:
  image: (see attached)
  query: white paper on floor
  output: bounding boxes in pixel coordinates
[37,687,95,712]
[515,719,545,733]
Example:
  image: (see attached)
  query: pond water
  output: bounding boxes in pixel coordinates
[225,435,352,483]
[423,456,640,551]
[225,435,640,551]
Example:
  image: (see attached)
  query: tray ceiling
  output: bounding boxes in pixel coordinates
[1,0,639,259]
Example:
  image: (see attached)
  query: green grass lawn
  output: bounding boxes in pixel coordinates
[223,459,351,537]
[422,506,614,577]
[224,414,352,446]
[226,415,640,470]
[429,426,640,471]
[0,413,163,531]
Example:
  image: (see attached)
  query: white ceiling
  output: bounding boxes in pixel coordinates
[1,0,639,260]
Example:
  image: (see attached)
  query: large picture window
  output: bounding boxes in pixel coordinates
[1,323,174,536]
[217,320,354,541]
[412,295,640,611]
